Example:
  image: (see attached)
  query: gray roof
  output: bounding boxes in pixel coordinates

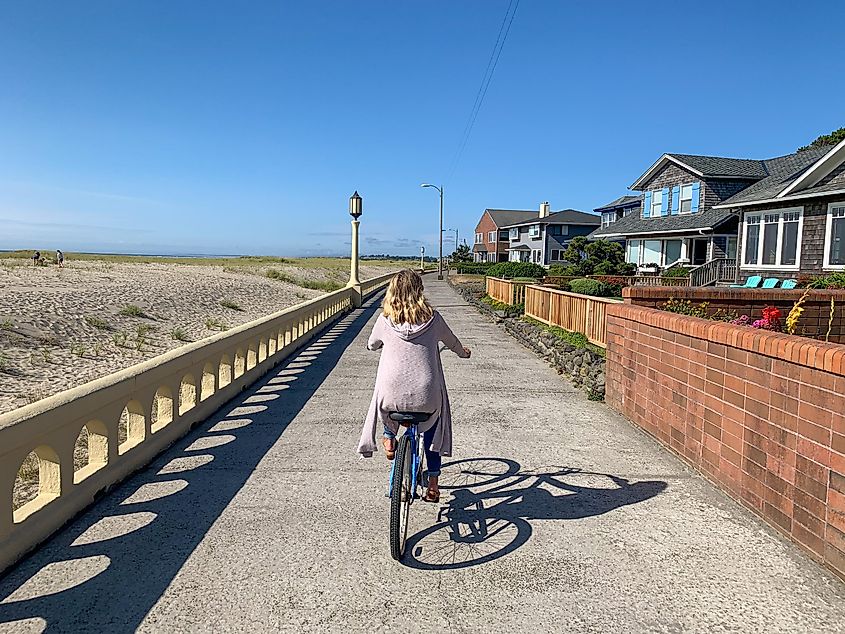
[590,206,736,238]
[485,209,537,227]
[594,195,642,212]
[718,146,835,206]
[668,154,768,179]
[501,209,600,228]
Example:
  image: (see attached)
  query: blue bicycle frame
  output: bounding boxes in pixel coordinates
[388,424,424,500]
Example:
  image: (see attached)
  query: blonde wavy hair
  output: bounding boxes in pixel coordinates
[382,269,434,325]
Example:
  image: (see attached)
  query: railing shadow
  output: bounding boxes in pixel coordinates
[0,294,384,633]
[403,458,668,570]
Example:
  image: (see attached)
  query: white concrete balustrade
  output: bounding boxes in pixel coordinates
[0,272,397,573]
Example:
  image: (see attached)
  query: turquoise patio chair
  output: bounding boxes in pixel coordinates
[761,278,779,289]
[731,275,762,289]
[781,279,798,289]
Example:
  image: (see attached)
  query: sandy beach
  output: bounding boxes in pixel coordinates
[0,255,400,416]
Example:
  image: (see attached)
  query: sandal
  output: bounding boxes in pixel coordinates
[423,487,440,503]
[382,438,395,460]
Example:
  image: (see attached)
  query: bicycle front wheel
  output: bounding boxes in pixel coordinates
[389,434,413,560]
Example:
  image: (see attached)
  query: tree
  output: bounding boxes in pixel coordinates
[798,127,845,152]
[450,243,472,263]
[560,237,632,276]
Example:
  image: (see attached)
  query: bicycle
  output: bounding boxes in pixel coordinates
[387,411,431,560]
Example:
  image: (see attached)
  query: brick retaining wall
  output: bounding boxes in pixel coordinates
[624,286,845,343]
[605,303,845,580]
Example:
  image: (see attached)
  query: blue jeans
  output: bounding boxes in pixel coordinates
[383,424,441,477]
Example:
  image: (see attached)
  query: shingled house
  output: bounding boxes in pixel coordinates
[714,138,845,282]
[589,153,754,272]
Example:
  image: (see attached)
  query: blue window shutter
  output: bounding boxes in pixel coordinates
[661,188,669,216]
[643,191,652,218]
[691,182,701,212]
[671,185,680,214]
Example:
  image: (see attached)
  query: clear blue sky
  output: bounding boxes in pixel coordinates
[1,1,842,256]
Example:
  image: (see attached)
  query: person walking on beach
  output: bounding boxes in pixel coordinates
[32,250,40,266]
[357,269,471,503]
[56,250,64,268]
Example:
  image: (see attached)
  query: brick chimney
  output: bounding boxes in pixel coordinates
[539,201,550,218]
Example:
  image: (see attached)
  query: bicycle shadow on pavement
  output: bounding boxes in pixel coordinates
[403,458,668,570]
[0,294,384,633]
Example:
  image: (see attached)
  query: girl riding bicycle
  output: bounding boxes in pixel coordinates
[357,269,470,503]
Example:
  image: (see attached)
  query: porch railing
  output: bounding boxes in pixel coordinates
[688,258,737,287]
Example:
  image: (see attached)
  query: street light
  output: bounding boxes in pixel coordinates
[421,183,444,280]
[347,191,362,287]
[444,228,459,251]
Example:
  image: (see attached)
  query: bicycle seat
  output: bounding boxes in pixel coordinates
[388,411,431,425]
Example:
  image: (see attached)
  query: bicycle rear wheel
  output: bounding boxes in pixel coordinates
[389,434,413,560]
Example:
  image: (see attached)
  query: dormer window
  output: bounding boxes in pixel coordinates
[679,184,694,213]
[650,192,662,216]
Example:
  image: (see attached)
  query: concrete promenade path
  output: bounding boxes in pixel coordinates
[1,278,844,633]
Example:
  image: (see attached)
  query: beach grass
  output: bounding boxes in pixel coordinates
[0,251,407,269]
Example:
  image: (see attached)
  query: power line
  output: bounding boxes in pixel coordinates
[445,0,520,185]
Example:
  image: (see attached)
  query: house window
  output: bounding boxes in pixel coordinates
[529,224,540,238]
[642,240,662,266]
[601,212,615,228]
[532,249,542,264]
[627,240,641,265]
[475,232,483,244]
[825,203,845,268]
[742,209,802,269]
[488,231,496,243]
[499,230,509,241]
[509,227,519,241]
[679,184,693,213]
[664,240,682,265]
[550,249,564,261]
[726,237,738,260]
[650,192,662,216]
[623,207,636,217]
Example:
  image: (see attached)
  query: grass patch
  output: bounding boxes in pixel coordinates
[170,328,190,342]
[219,299,243,311]
[205,317,228,331]
[265,268,343,292]
[119,304,146,318]
[1,319,13,330]
[522,316,605,357]
[84,315,111,330]
[480,295,524,312]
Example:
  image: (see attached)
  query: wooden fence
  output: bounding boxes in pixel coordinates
[524,284,620,347]
[486,277,530,305]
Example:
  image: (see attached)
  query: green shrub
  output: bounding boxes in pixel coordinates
[547,263,579,277]
[806,272,845,289]
[569,278,605,297]
[486,261,546,279]
[663,266,691,278]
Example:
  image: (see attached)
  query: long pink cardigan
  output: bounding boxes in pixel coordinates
[357,311,468,458]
